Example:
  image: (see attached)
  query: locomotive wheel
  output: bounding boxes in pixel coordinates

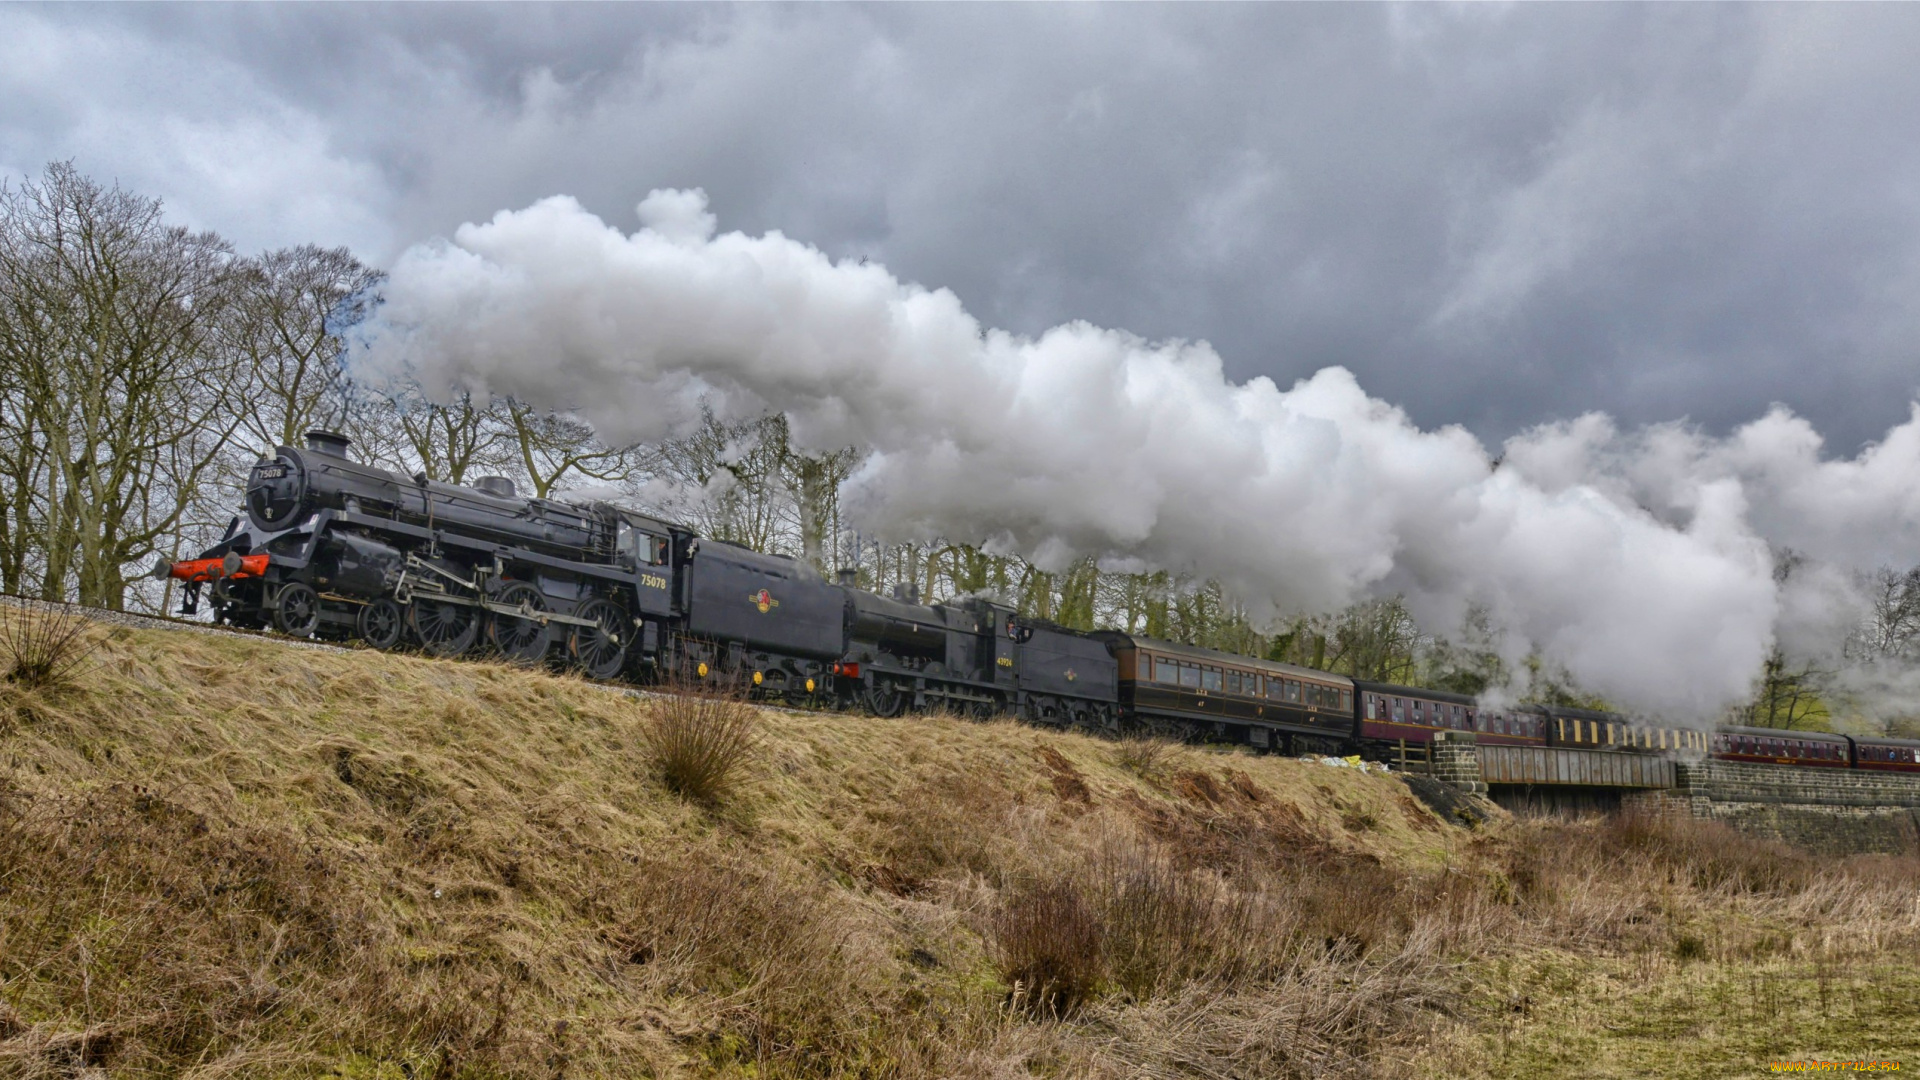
[865,679,906,718]
[356,598,406,651]
[273,582,321,637]
[410,598,479,657]
[487,583,550,666]
[567,598,628,680]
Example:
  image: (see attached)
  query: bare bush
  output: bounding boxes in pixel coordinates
[1112,734,1176,778]
[0,599,99,692]
[993,876,1105,1017]
[638,678,762,805]
[1093,840,1259,998]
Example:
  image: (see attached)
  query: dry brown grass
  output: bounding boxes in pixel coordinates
[2,618,1916,1078]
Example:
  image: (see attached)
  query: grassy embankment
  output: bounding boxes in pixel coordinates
[1,610,1917,1078]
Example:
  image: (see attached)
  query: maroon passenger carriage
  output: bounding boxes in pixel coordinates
[1840,734,1920,773]
[1709,726,1851,767]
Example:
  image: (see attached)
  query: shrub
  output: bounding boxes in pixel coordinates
[638,678,762,806]
[993,876,1104,1017]
[0,599,99,692]
[1112,734,1176,778]
[1094,840,1257,998]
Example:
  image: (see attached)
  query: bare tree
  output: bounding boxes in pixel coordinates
[232,245,383,454]
[0,163,245,608]
[388,387,508,486]
[1855,566,1920,662]
[1742,647,1835,730]
[651,410,792,552]
[502,398,643,499]
[782,442,858,576]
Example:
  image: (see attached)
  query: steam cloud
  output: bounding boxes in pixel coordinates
[349,189,1920,720]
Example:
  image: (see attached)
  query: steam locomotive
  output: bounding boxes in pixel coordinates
[170,431,1920,775]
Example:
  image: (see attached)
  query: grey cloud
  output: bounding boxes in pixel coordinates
[3,2,1918,449]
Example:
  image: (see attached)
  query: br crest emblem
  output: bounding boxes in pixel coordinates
[749,589,780,614]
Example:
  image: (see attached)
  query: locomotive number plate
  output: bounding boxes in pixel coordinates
[637,572,669,591]
[255,465,288,479]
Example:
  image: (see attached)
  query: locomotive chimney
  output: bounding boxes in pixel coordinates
[835,567,859,587]
[304,430,352,459]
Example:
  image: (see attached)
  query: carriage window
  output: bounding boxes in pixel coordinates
[1341,690,1352,711]
[1179,664,1201,689]
[1365,695,1377,720]
[1393,698,1405,723]
[1202,668,1222,692]
[1286,680,1301,703]
[1154,658,1178,684]
[1226,671,1242,695]
[1249,674,1264,697]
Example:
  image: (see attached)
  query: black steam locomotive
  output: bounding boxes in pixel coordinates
[170,431,1120,727]
[171,432,1920,775]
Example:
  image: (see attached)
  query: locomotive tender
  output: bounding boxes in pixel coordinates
[170,431,1920,776]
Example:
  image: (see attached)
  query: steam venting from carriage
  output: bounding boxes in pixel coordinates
[347,190,1920,720]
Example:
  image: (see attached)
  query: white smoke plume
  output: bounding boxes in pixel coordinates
[348,189,1920,720]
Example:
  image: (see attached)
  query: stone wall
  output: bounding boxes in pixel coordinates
[1429,738,1920,853]
[1428,732,1486,795]
[1664,760,1920,855]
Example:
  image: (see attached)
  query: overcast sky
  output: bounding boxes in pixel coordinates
[5,3,1918,449]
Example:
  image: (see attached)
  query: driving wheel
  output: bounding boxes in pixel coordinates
[409,596,479,657]
[487,582,550,665]
[567,598,629,680]
[865,679,907,718]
